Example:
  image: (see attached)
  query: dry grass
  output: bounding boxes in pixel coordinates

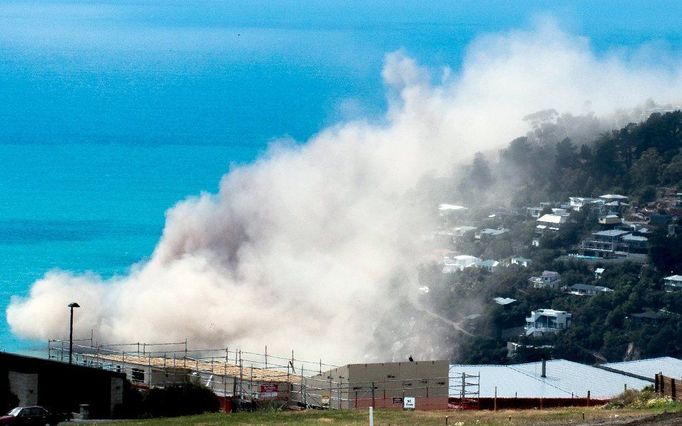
[99,406,681,426]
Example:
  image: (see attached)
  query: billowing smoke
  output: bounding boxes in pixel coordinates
[7,22,682,363]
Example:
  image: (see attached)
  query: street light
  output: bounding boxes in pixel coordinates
[68,302,80,364]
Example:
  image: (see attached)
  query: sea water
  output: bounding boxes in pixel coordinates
[0,142,261,352]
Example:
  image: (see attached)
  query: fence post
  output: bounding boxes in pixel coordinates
[494,386,497,411]
[655,373,659,393]
[672,378,677,400]
[371,381,376,408]
[587,390,591,407]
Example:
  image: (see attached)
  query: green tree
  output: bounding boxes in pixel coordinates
[630,148,663,186]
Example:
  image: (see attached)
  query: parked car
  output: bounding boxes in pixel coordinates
[0,406,67,426]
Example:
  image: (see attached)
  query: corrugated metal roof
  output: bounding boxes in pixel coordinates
[604,357,682,379]
[449,360,649,399]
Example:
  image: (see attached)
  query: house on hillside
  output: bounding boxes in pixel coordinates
[569,197,599,211]
[536,214,567,232]
[442,255,481,273]
[438,203,467,215]
[494,297,517,306]
[594,268,605,279]
[663,275,682,292]
[533,213,569,246]
[598,213,622,225]
[580,229,649,259]
[525,309,572,337]
[599,194,628,202]
[526,206,544,218]
[452,225,477,238]
[477,228,509,241]
[566,283,613,296]
[510,257,532,267]
[479,259,500,272]
[529,271,561,289]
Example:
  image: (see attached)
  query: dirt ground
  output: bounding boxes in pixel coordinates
[613,411,682,425]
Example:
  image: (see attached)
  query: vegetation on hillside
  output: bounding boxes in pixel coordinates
[417,111,682,364]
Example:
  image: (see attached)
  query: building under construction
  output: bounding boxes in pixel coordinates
[296,360,450,410]
[47,339,470,411]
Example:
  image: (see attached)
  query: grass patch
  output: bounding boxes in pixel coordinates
[98,405,682,426]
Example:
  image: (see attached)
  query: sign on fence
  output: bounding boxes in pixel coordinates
[403,396,416,410]
[260,383,279,398]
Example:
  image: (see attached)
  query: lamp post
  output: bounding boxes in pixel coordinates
[68,302,80,364]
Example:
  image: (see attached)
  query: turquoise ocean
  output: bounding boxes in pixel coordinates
[3,1,682,353]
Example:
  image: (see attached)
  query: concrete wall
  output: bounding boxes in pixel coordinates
[8,371,38,406]
[299,360,449,410]
[0,352,125,417]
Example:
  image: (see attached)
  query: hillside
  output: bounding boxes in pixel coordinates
[412,111,682,364]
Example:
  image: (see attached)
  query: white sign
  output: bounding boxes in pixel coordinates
[403,396,416,410]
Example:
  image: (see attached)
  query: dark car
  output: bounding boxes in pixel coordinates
[0,406,65,426]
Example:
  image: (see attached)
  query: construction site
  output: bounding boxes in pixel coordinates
[46,339,475,411]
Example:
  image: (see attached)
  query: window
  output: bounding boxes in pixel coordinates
[131,368,145,382]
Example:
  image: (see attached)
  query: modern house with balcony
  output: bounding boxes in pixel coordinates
[525,309,572,337]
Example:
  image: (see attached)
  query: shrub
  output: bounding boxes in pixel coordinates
[143,383,220,418]
[607,388,682,410]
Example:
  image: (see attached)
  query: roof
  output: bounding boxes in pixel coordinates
[569,283,613,293]
[593,229,630,237]
[600,194,628,200]
[604,357,682,380]
[449,359,650,398]
[85,353,292,383]
[479,260,500,267]
[537,214,566,224]
[493,297,517,306]
[439,203,467,211]
[630,311,665,320]
[532,308,569,316]
[664,275,682,282]
[480,228,509,236]
[453,225,477,232]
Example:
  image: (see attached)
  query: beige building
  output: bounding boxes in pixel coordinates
[295,360,449,410]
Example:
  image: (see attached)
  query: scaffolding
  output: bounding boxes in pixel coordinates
[47,339,336,404]
[47,339,479,410]
[449,371,480,409]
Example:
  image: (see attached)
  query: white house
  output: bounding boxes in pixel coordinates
[536,214,567,232]
[663,275,682,292]
[511,257,532,267]
[529,271,561,289]
[599,194,628,202]
[569,197,598,211]
[442,255,481,273]
[594,267,605,279]
[525,309,572,337]
[567,283,614,296]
